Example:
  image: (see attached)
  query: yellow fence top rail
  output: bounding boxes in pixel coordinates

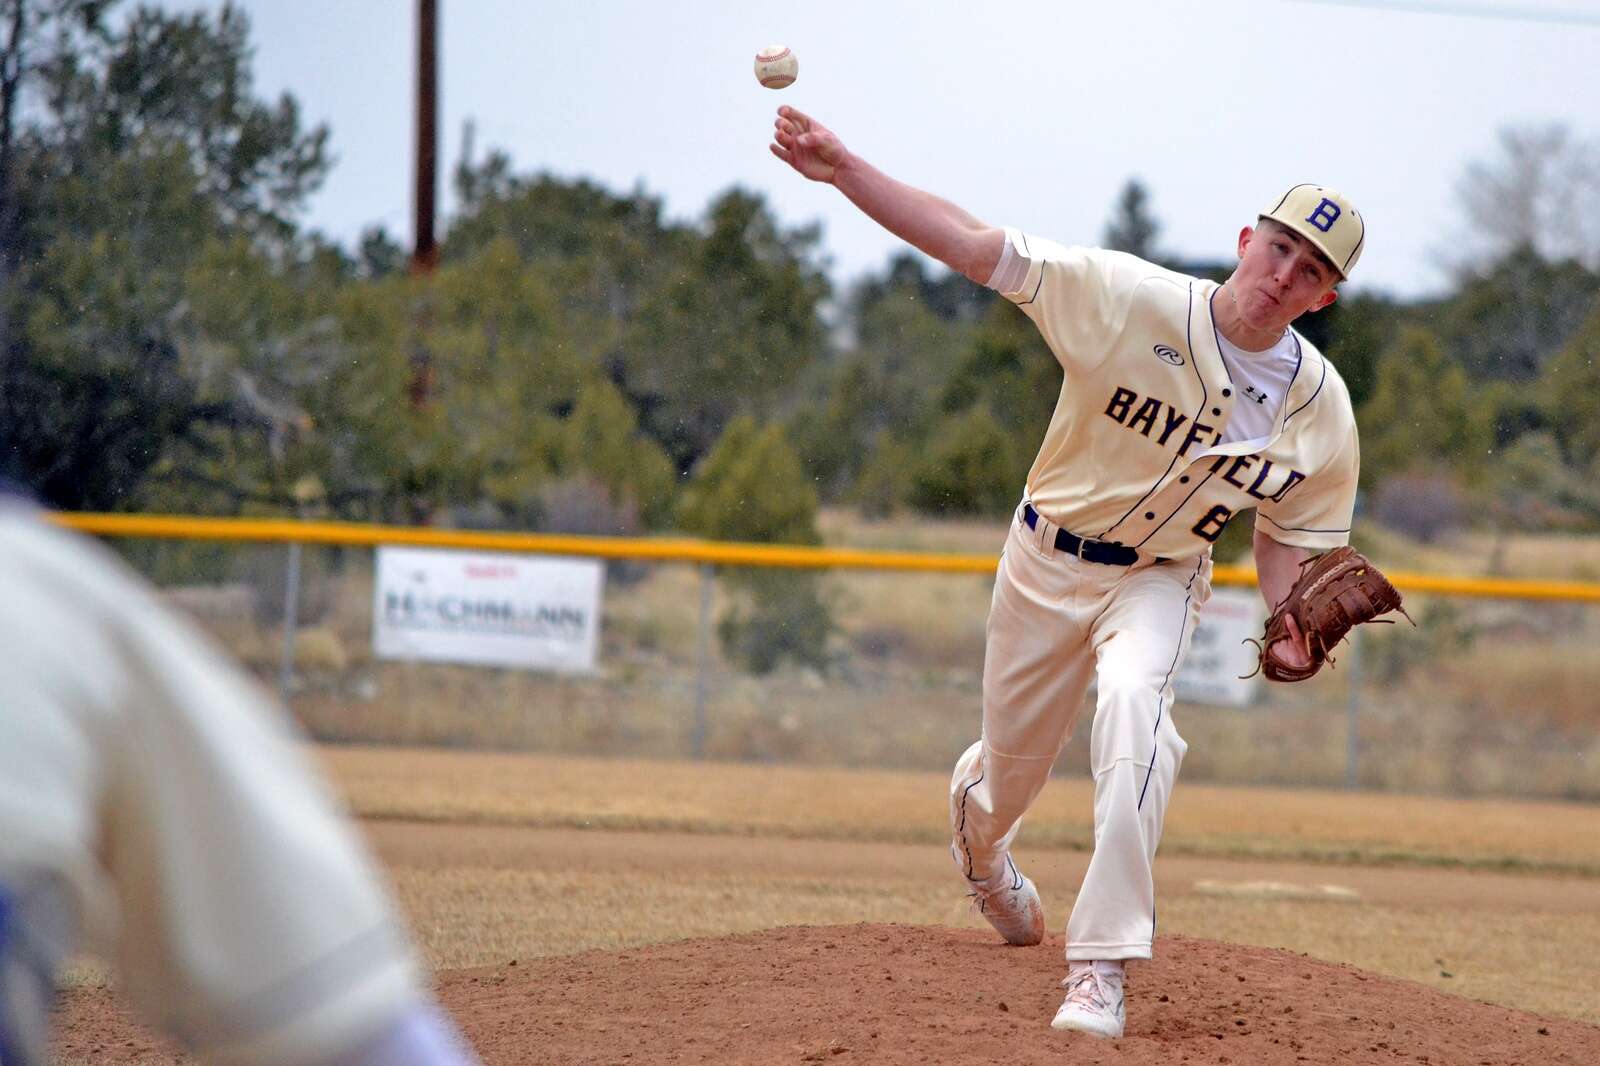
[47,511,1600,603]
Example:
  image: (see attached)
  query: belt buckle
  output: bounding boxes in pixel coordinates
[1075,535,1089,561]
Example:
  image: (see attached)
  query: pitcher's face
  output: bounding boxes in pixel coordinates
[1231,220,1339,331]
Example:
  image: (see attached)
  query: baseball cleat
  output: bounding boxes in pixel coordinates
[1051,962,1126,1039]
[966,857,1045,946]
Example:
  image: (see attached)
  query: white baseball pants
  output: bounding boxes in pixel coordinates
[951,504,1212,960]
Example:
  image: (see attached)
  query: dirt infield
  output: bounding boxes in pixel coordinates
[44,750,1600,1062]
[53,925,1600,1064]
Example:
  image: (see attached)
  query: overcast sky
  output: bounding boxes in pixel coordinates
[172,0,1600,299]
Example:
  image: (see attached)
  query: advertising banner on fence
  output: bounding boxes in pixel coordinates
[1174,587,1267,708]
[373,546,604,673]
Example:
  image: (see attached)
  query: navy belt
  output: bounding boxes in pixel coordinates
[1023,504,1142,566]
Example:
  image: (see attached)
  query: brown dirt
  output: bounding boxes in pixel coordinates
[44,749,1600,1063]
[53,924,1599,1065]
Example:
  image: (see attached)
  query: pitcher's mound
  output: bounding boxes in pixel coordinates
[54,925,1599,1064]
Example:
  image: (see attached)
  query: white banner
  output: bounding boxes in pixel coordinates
[1174,588,1267,708]
[373,547,603,673]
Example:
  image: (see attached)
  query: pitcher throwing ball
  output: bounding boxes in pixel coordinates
[770,104,1400,1039]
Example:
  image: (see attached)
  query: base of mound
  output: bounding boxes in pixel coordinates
[53,925,1599,1064]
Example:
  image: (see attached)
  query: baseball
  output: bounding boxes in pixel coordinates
[754,44,798,89]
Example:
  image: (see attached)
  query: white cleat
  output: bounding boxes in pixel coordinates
[1051,962,1126,1039]
[965,856,1045,947]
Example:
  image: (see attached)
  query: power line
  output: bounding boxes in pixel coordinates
[1287,0,1600,27]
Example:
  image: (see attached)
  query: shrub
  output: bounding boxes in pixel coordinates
[715,570,834,675]
[557,379,677,530]
[853,437,914,519]
[678,417,821,545]
[906,407,1018,516]
[678,417,833,673]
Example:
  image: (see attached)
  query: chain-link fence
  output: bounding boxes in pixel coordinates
[79,515,1600,802]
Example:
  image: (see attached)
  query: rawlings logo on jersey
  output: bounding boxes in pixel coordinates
[1153,344,1184,366]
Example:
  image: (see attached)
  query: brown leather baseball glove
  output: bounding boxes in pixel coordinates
[1246,546,1414,683]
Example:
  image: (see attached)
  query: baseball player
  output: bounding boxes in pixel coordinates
[0,489,479,1065]
[770,105,1362,1039]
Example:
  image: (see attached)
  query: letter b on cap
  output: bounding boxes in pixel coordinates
[1306,198,1342,233]
[1261,183,1363,277]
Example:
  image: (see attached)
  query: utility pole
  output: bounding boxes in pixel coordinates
[407,0,438,414]
[411,0,438,276]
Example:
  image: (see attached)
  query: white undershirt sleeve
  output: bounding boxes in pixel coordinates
[985,227,1030,295]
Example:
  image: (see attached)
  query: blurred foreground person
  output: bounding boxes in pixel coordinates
[0,489,478,1066]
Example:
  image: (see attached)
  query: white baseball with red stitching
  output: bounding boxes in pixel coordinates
[753,45,797,89]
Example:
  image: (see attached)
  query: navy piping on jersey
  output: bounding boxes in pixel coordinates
[1137,555,1206,812]
[1210,301,1306,435]
[1257,512,1351,536]
[1119,317,1318,548]
[1282,337,1326,427]
[1205,289,1239,391]
[1098,278,1210,540]
[1117,315,1309,548]
[955,770,986,880]
[1131,467,1223,549]
[1013,233,1046,306]
[1282,331,1307,413]
[1022,267,1043,307]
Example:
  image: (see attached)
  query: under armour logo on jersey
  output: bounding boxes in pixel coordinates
[1153,344,1184,366]
[1305,198,1341,233]
[1244,384,1270,405]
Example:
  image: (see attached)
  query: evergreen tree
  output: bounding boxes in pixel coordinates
[1358,327,1492,490]
[1102,179,1162,260]
[0,1,331,509]
[1539,300,1600,469]
[678,417,831,674]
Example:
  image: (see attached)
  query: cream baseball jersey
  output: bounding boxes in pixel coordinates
[992,229,1359,559]
[0,504,421,1065]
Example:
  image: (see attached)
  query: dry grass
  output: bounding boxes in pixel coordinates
[1155,891,1600,1025]
[817,507,1010,555]
[826,568,992,667]
[1372,526,1600,581]
[320,746,1600,872]
[388,865,960,970]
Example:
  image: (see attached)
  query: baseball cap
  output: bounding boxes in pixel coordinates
[1259,184,1364,279]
